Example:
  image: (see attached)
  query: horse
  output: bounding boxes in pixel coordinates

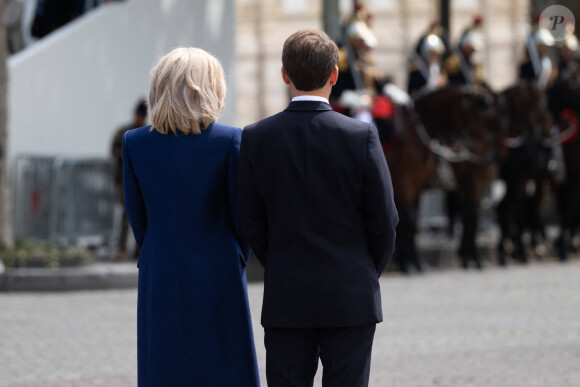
[381,84,438,273]
[413,86,507,269]
[547,72,580,260]
[495,82,553,266]
[330,83,434,274]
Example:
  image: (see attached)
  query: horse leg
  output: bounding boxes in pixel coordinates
[556,182,578,261]
[457,193,469,268]
[496,195,510,266]
[408,203,422,272]
[497,177,522,266]
[395,206,417,274]
[472,210,482,269]
[527,177,548,258]
[514,195,529,264]
[503,177,528,265]
[445,190,461,237]
[460,202,482,269]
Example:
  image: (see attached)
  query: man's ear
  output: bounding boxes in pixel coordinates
[329,65,339,86]
[281,67,292,85]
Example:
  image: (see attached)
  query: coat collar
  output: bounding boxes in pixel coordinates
[284,101,334,112]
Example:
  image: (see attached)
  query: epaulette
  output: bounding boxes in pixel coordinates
[474,66,486,83]
[338,48,349,72]
[444,54,461,74]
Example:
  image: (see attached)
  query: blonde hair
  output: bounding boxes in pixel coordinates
[148,47,226,135]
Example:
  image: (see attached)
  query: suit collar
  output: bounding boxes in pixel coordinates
[284,101,334,112]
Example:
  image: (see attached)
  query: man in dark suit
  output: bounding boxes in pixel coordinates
[238,29,398,386]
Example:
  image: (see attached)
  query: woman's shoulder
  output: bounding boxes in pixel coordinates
[123,125,153,141]
[209,123,242,137]
[207,123,243,146]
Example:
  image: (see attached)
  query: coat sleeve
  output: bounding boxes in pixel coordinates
[122,132,147,250]
[363,124,399,275]
[238,128,268,266]
[228,129,252,265]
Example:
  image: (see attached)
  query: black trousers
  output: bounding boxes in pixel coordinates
[264,324,376,387]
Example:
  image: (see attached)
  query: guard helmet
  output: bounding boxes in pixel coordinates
[346,20,378,48]
[420,34,446,58]
[459,31,484,51]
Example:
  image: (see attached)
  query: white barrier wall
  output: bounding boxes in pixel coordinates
[8,0,236,158]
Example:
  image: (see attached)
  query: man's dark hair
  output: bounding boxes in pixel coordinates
[282,30,339,91]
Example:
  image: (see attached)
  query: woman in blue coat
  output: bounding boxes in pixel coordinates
[122,47,260,386]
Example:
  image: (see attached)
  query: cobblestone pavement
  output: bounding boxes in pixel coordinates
[1,259,579,386]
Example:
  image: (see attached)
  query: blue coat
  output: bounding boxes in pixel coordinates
[123,123,260,386]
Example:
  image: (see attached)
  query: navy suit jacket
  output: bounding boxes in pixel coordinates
[239,101,398,328]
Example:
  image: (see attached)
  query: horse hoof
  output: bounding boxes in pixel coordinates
[519,256,529,265]
[400,266,415,275]
[498,256,507,267]
[534,244,548,258]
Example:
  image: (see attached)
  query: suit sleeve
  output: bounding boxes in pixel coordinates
[122,132,147,250]
[228,129,252,265]
[238,128,268,266]
[363,124,399,275]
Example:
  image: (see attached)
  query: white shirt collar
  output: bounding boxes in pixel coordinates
[291,95,330,104]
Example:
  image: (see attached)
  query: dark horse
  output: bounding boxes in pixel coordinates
[548,72,580,260]
[413,86,506,269]
[382,90,438,273]
[496,82,553,266]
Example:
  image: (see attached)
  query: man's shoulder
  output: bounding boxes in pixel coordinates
[246,111,286,128]
[247,109,367,127]
[244,110,371,139]
[326,110,373,134]
[242,111,288,136]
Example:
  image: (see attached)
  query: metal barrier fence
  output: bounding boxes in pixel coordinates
[10,155,502,251]
[12,156,117,246]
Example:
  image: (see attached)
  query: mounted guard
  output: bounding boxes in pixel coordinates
[444,19,487,91]
[546,33,580,260]
[519,22,558,89]
[407,30,447,97]
[330,10,395,146]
